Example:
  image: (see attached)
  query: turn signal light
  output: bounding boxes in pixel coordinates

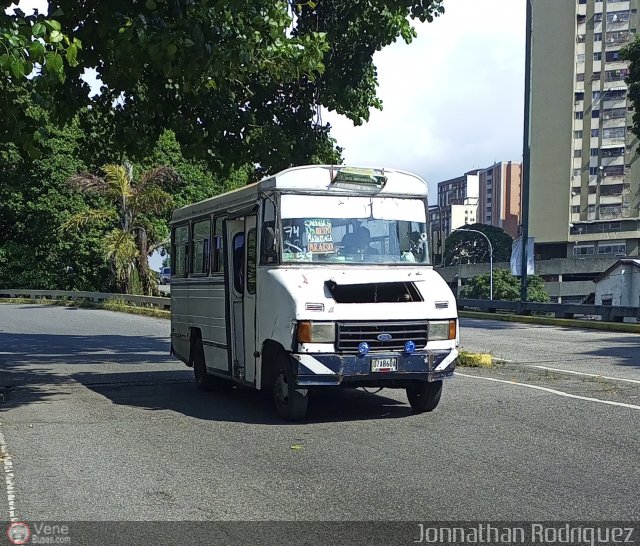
[448,319,457,340]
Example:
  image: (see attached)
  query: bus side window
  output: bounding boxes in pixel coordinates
[172,224,189,277]
[233,233,245,294]
[261,197,277,264]
[213,218,224,273]
[191,219,211,275]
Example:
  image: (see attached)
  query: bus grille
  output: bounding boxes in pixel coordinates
[336,321,429,353]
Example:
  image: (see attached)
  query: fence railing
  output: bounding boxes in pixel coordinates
[458,298,640,323]
[2,290,638,324]
[0,289,170,310]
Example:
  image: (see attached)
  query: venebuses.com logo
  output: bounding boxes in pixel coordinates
[6,522,30,545]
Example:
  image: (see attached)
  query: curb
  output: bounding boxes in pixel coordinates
[459,310,640,334]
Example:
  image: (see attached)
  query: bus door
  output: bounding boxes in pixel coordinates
[225,215,257,383]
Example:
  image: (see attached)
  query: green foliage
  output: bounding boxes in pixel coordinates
[621,37,640,151]
[444,223,513,266]
[0,120,111,290]
[2,0,444,171]
[460,268,550,303]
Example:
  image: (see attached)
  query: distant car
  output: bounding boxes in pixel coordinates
[159,267,171,285]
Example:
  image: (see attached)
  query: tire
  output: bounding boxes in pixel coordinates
[406,380,443,413]
[192,336,232,392]
[272,352,308,421]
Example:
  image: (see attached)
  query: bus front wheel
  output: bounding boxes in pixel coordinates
[273,353,308,421]
[406,380,442,413]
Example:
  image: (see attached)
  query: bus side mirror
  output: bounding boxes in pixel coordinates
[263,226,277,258]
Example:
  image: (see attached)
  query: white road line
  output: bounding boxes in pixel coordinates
[0,425,17,521]
[456,372,640,411]
[530,365,640,385]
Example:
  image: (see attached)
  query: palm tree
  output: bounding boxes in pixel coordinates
[63,162,179,295]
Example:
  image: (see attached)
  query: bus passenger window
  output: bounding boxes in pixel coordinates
[213,218,224,273]
[233,233,245,294]
[191,219,211,275]
[261,197,277,264]
[173,225,189,277]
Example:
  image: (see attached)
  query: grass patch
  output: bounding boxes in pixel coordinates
[457,350,493,368]
[459,310,640,334]
[0,297,169,320]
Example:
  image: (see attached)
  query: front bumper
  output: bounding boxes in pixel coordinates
[292,349,457,386]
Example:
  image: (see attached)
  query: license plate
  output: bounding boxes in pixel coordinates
[371,357,397,373]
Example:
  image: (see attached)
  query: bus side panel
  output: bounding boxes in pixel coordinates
[170,281,191,365]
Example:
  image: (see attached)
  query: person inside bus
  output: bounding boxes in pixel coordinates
[338,232,358,255]
[353,226,379,258]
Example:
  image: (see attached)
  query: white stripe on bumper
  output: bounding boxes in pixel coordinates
[293,354,336,375]
[434,348,458,371]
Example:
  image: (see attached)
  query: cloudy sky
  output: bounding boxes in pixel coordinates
[325,0,526,202]
[11,0,526,204]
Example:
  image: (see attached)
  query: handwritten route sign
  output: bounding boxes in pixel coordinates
[305,219,335,253]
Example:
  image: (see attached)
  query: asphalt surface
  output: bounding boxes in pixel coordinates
[0,305,639,529]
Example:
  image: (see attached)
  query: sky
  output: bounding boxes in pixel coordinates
[324,0,526,200]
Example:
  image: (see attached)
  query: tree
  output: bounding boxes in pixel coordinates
[621,37,640,150]
[2,1,444,171]
[443,223,513,267]
[460,268,549,302]
[63,163,179,295]
[0,120,112,291]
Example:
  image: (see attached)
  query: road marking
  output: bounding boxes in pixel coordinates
[530,365,640,385]
[456,372,640,411]
[0,425,17,521]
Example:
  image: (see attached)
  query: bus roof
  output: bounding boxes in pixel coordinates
[171,165,428,224]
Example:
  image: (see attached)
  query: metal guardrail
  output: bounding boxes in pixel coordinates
[0,289,171,310]
[2,290,638,324]
[458,298,640,323]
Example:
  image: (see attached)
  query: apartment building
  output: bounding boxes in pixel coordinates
[530,0,640,261]
[434,170,480,235]
[478,161,523,238]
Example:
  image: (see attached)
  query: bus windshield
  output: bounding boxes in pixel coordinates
[279,195,430,265]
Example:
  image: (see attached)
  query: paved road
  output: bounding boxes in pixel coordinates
[460,317,640,380]
[0,304,639,529]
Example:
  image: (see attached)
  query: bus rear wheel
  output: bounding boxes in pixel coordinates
[406,380,442,413]
[272,353,308,421]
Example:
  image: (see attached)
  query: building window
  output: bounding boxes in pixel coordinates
[600,184,624,196]
[603,127,626,139]
[602,146,625,157]
[603,108,627,119]
[573,168,582,176]
[603,164,625,176]
[591,148,599,156]
[592,109,600,118]
[577,53,585,63]
[574,245,595,256]
[574,149,582,158]
[594,33,603,42]
[605,69,628,81]
[576,73,585,82]
[572,205,581,213]
[605,50,622,62]
[594,52,602,61]
[589,186,598,194]
[597,243,626,255]
[575,111,584,120]
[591,129,600,137]
[590,167,599,175]
[574,130,583,139]
[592,72,601,81]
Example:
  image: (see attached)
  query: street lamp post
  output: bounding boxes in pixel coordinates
[454,228,493,300]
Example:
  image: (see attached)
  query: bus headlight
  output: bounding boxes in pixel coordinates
[296,321,336,344]
[428,320,456,341]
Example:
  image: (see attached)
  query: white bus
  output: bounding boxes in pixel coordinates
[169,165,459,420]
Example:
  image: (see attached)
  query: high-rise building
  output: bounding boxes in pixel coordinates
[478,161,523,238]
[530,0,640,260]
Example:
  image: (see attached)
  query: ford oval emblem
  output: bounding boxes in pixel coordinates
[377,333,393,342]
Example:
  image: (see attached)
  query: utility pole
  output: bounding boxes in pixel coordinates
[520,0,533,302]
